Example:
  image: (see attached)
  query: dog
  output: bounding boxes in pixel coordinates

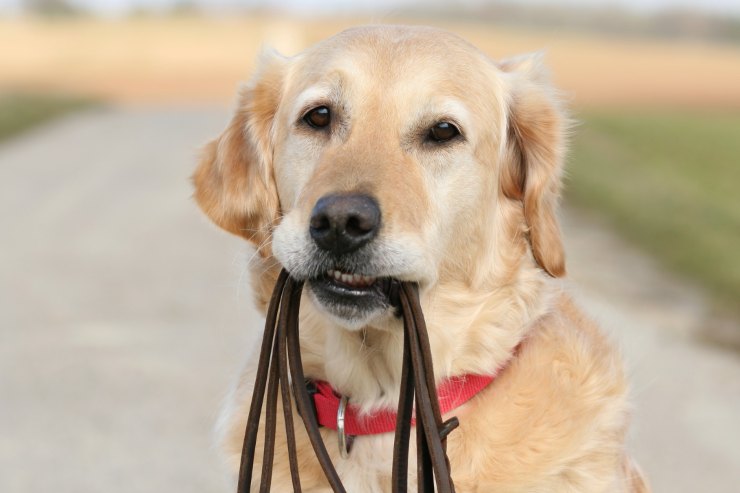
[193,25,649,492]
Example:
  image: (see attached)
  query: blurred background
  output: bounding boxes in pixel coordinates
[1,1,739,492]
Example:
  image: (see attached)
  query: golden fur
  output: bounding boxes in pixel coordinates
[193,25,649,492]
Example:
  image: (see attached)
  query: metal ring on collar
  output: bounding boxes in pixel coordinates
[337,394,353,458]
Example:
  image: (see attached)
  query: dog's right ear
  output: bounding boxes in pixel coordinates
[193,50,285,255]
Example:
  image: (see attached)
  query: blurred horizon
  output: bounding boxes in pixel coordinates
[1,0,739,49]
[3,0,740,17]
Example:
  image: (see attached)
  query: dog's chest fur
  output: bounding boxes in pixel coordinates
[220,294,642,492]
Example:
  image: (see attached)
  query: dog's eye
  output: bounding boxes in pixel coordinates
[303,106,331,129]
[428,122,460,143]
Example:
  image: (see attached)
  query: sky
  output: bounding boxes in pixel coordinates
[2,0,740,16]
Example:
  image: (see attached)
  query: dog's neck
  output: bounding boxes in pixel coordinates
[321,262,554,413]
[251,257,555,415]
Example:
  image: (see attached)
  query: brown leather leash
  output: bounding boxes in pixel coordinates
[236,268,458,492]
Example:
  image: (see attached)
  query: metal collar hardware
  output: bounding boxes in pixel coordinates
[336,395,352,458]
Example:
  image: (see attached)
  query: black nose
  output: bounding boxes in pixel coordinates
[309,194,381,254]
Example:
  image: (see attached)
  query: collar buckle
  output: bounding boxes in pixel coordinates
[336,394,354,458]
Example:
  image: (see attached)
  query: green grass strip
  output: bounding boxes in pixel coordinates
[567,109,740,311]
[0,92,99,143]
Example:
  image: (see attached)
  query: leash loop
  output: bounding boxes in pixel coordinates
[236,269,457,492]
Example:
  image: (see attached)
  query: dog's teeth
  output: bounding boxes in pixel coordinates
[327,269,377,287]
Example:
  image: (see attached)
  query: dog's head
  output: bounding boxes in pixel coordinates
[194,26,566,330]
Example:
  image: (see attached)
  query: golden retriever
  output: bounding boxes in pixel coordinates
[193,25,649,492]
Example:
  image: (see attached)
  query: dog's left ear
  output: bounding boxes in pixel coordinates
[499,53,567,278]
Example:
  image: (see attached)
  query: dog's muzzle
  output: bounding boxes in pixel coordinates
[305,193,393,322]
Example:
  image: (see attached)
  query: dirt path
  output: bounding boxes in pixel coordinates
[1,107,737,492]
[561,208,740,492]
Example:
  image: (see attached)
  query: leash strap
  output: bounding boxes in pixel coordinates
[236,269,457,492]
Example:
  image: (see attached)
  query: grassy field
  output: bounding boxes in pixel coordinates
[568,110,740,312]
[0,92,97,143]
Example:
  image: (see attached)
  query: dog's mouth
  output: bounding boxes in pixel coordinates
[311,268,391,301]
[308,268,395,323]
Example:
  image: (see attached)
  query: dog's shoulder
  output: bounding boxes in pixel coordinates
[528,294,627,390]
[449,294,633,491]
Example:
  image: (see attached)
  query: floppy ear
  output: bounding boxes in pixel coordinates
[499,53,567,278]
[192,51,285,256]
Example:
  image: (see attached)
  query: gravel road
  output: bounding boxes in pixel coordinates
[1,107,738,492]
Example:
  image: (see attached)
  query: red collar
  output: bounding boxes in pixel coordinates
[309,373,496,436]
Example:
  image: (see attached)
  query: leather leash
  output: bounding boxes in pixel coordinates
[236,268,458,492]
